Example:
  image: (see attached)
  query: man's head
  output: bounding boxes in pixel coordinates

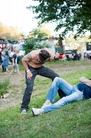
[14,47,20,54]
[14,50,19,54]
[39,49,50,62]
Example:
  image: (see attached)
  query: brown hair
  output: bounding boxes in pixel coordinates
[39,49,50,61]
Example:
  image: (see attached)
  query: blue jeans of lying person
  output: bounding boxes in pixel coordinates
[43,77,84,113]
[21,65,60,110]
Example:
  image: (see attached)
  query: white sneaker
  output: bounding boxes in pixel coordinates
[41,103,52,109]
[21,109,27,114]
[32,108,41,116]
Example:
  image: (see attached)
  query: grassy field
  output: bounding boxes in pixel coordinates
[0,59,91,138]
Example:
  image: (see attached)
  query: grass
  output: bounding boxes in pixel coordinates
[0,79,10,98]
[0,60,91,138]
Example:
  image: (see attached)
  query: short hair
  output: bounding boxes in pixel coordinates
[39,49,50,61]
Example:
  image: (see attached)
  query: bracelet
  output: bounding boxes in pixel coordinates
[26,69,30,73]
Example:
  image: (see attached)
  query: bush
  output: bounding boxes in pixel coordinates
[0,79,10,98]
[23,38,51,54]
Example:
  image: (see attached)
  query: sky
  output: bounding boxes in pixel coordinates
[0,0,57,35]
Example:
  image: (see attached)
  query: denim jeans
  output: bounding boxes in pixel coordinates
[21,65,60,110]
[44,77,84,113]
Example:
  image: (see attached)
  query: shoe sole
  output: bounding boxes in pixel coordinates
[31,109,36,116]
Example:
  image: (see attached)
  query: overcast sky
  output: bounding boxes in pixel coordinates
[0,0,57,35]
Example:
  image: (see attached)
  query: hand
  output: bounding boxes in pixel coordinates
[27,71,33,79]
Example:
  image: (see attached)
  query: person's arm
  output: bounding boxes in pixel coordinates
[22,53,33,79]
[48,52,60,61]
[22,53,31,71]
[11,57,14,66]
[79,77,91,87]
[79,77,91,83]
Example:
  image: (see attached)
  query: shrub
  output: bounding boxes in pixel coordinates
[0,79,10,98]
[23,38,51,54]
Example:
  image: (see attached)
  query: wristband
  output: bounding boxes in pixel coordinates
[27,69,30,73]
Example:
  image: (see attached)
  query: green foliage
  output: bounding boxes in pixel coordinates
[28,28,49,39]
[23,38,51,54]
[0,22,23,40]
[0,79,10,98]
[23,38,35,54]
[28,0,91,37]
[23,27,51,54]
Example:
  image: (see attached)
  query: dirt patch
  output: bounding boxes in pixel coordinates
[0,71,25,110]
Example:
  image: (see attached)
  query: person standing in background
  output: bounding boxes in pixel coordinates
[2,51,9,73]
[0,51,3,65]
[10,49,21,75]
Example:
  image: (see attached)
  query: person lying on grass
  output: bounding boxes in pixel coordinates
[32,77,91,116]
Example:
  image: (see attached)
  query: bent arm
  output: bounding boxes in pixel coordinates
[48,52,60,61]
[22,53,32,72]
[79,77,91,83]
[11,58,14,65]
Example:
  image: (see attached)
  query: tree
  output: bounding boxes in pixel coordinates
[28,28,48,39]
[28,24,52,39]
[0,22,23,40]
[24,27,52,54]
[28,0,91,38]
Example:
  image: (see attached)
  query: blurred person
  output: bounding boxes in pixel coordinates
[0,51,3,65]
[10,49,21,75]
[32,77,91,116]
[2,51,9,73]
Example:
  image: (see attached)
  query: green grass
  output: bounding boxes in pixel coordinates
[0,79,10,97]
[0,60,91,138]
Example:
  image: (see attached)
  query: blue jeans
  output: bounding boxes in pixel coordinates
[44,77,84,113]
[21,65,60,110]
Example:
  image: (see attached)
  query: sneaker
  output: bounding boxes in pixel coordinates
[21,109,27,114]
[32,108,41,116]
[41,103,52,109]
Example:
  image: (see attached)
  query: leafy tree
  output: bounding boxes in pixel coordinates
[24,27,51,54]
[23,37,51,54]
[23,38,34,53]
[0,22,23,40]
[28,0,91,38]
[28,28,48,40]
